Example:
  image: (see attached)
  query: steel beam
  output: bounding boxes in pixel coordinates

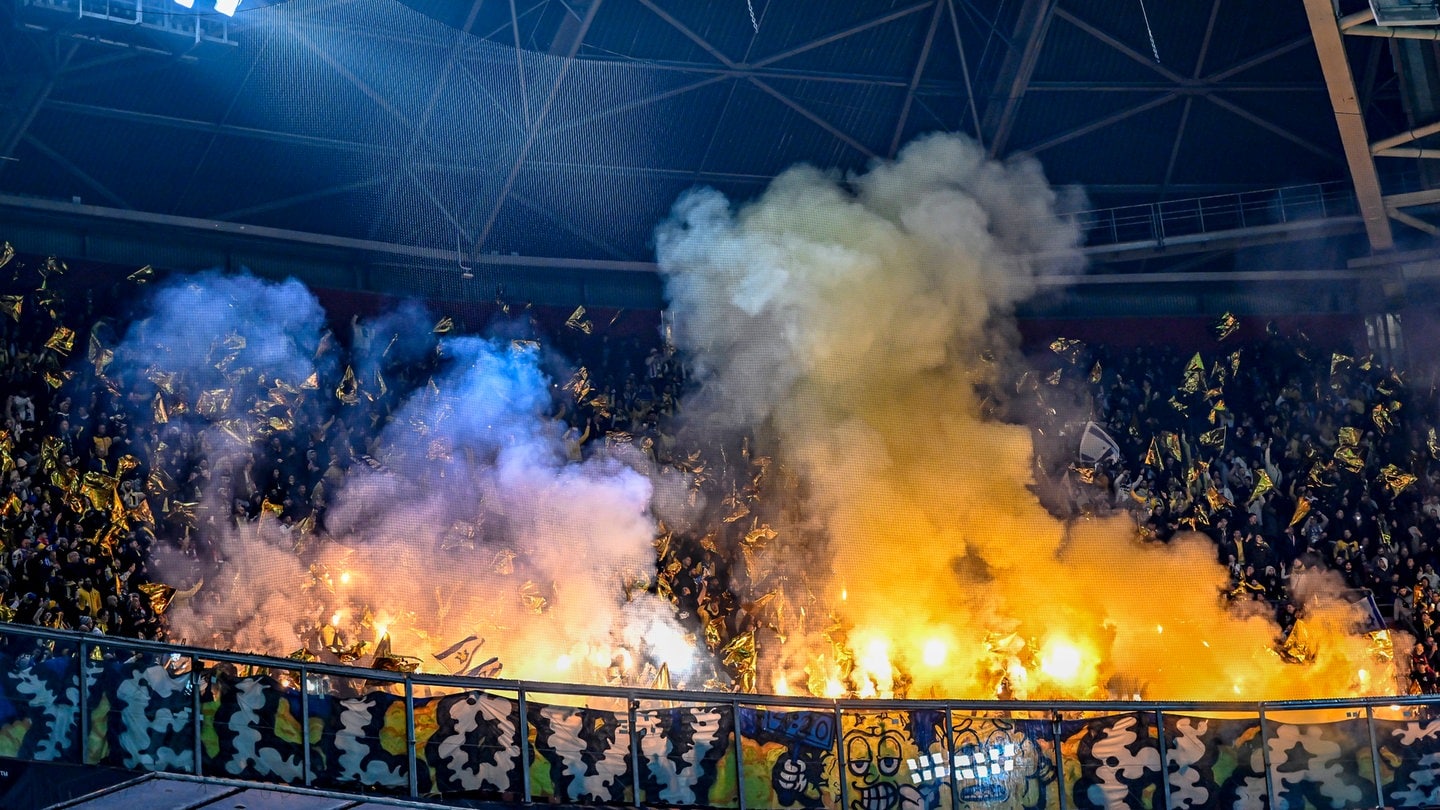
[1021,93,1178,155]
[22,134,131,208]
[978,0,1055,156]
[1301,0,1394,250]
[366,0,488,239]
[44,99,399,156]
[1053,7,1187,85]
[1345,25,1440,41]
[748,77,878,159]
[0,41,76,177]
[212,177,387,221]
[1371,118,1440,153]
[468,0,603,257]
[888,0,945,157]
[1375,147,1440,159]
[634,0,737,69]
[943,0,984,149]
[1389,208,1440,236]
[750,2,935,70]
[1204,95,1342,163]
[1384,188,1440,208]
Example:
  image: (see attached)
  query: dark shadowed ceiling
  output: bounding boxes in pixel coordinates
[0,0,1433,299]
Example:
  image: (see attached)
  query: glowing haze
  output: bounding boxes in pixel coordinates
[655,132,1395,701]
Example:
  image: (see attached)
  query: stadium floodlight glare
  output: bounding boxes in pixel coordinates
[173,0,195,7]
[214,0,241,15]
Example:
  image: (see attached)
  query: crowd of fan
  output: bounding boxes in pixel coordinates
[3,259,1440,692]
[1032,330,1440,690]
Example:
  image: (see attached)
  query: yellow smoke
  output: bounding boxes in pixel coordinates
[658,132,1396,701]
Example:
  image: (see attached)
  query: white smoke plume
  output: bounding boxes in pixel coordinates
[117,276,698,686]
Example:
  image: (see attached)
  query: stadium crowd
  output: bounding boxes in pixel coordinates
[2,253,1439,692]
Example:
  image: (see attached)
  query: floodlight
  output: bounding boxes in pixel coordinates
[215,0,240,15]
[173,0,195,7]
[1369,0,1440,25]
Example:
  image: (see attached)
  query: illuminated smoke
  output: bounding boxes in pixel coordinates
[119,278,697,685]
[656,132,1392,700]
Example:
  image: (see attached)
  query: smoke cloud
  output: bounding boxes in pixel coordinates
[656,132,1390,700]
[117,277,697,686]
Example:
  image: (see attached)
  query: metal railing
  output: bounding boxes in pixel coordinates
[0,621,1433,809]
[1075,181,1361,250]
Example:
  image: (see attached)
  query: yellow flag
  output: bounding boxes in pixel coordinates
[1337,426,1361,448]
[1330,353,1353,380]
[1214,312,1240,341]
[1289,497,1313,528]
[0,295,19,322]
[1163,432,1182,461]
[44,326,75,355]
[0,242,12,271]
[1373,401,1399,435]
[1249,469,1274,504]
[1379,464,1418,497]
[127,265,154,284]
[432,316,454,334]
[565,305,593,335]
[1336,445,1365,473]
[1049,337,1083,363]
[1199,427,1226,449]
[336,366,359,405]
[1181,353,1205,393]
[1144,437,1160,468]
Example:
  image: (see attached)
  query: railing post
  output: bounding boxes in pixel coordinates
[404,677,418,799]
[192,655,203,776]
[945,706,960,810]
[1366,704,1385,807]
[77,640,88,766]
[300,665,312,787]
[732,699,746,810]
[1051,711,1068,810]
[629,696,642,807]
[1154,709,1171,810]
[835,704,849,810]
[517,685,532,803]
[1257,706,1276,810]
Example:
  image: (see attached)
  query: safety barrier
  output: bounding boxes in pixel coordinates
[0,621,1434,809]
[1076,181,1360,250]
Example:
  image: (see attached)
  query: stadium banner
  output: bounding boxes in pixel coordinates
[0,643,1432,808]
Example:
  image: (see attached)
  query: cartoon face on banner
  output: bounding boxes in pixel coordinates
[842,710,946,810]
[737,707,841,809]
[950,716,1054,810]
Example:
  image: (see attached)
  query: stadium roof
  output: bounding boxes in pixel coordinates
[0,0,1435,304]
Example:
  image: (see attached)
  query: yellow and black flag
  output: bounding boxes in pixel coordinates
[1214,312,1240,341]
